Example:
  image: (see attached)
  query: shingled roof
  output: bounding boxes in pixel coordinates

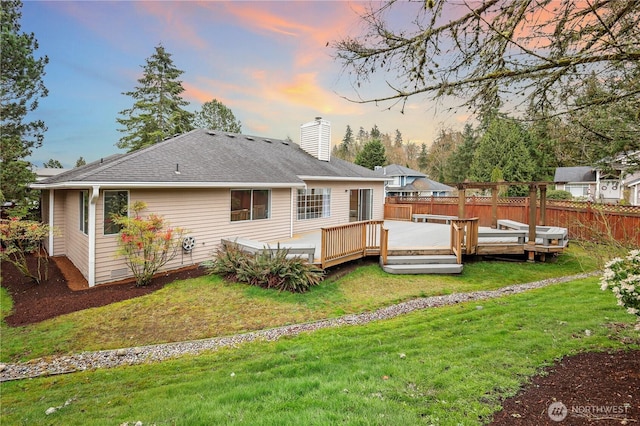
[33,129,385,189]
[553,166,596,183]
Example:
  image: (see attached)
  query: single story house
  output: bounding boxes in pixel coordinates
[374,164,454,197]
[554,162,640,205]
[32,119,388,286]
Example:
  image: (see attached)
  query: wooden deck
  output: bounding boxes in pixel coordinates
[271,219,567,268]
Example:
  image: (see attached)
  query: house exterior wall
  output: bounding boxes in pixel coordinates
[293,180,384,235]
[59,190,89,279]
[93,188,293,285]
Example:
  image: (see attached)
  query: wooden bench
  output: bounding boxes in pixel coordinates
[535,227,569,247]
[477,229,527,244]
[497,220,569,247]
[412,214,458,224]
[497,219,529,230]
[221,237,316,262]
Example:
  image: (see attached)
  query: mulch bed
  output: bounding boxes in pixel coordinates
[1,255,638,424]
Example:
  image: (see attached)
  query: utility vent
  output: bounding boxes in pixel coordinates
[245,136,254,141]
[227,134,236,138]
[264,139,272,143]
[300,117,331,161]
[207,131,216,136]
[281,141,289,145]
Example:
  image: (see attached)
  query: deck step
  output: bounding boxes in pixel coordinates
[382,263,463,274]
[385,255,458,265]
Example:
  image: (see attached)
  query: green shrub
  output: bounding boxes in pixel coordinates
[546,189,573,200]
[204,242,324,293]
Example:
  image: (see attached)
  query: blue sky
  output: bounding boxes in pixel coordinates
[21,1,469,168]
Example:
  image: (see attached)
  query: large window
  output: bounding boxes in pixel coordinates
[104,190,129,235]
[231,189,270,221]
[297,188,331,220]
[79,190,88,235]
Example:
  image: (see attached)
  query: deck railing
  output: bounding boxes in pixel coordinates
[320,220,386,268]
[450,218,479,262]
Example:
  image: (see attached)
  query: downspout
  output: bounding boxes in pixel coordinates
[48,190,55,254]
[88,185,100,287]
[595,170,601,201]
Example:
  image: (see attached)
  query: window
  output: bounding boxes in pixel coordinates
[297,188,331,220]
[230,189,270,221]
[79,190,88,234]
[565,184,589,197]
[104,190,129,235]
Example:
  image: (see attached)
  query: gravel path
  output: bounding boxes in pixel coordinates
[0,272,599,382]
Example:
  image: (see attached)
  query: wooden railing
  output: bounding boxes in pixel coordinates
[383,204,413,221]
[450,218,479,262]
[321,220,386,268]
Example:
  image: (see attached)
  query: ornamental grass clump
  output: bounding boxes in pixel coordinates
[204,242,324,293]
[113,201,185,287]
[600,249,640,330]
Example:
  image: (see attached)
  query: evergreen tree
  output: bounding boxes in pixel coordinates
[116,45,193,152]
[355,139,386,170]
[335,124,354,160]
[470,116,535,196]
[75,157,86,168]
[193,98,242,133]
[446,124,477,183]
[1,0,48,205]
[43,159,63,168]
[417,143,429,172]
[427,128,463,182]
[394,129,403,148]
[370,124,381,139]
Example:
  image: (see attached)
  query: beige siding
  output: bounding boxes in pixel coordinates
[94,188,293,285]
[41,190,51,254]
[293,180,385,234]
[52,190,67,256]
[61,190,89,279]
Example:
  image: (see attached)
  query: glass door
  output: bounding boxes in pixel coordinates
[349,189,372,222]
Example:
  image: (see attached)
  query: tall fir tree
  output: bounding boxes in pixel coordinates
[355,139,386,170]
[393,129,403,148]
[335,124,354,160]
[116,45,193,152]
[417,143,429,173]
[470,116,535,196]
[445,124,477,183]
[1,0,48,206]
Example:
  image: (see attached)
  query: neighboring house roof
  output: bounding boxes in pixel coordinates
[33,129,386,189]
[553,167,596,183]
[374,164,427,178]
[33,167,70,181]
[412,177,454,192]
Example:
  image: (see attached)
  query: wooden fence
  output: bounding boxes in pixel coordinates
[320,220,387,268]
[386,196,640,247]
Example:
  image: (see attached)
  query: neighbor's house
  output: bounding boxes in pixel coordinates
[554,156,640,205]
[32,119,389,287]
[374,164,454,198]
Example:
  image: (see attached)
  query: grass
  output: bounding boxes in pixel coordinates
[1,277,637,425]
[0,246,598,362]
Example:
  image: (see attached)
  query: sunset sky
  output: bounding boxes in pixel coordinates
[21,1,470,168]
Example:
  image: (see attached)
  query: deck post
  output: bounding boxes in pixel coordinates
[527,184,537,262]
[491,187,498,228]
[540,185,547,226]
[458,186,466,218]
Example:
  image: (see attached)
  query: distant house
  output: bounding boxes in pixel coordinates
[553,167,598,200]
[374,164,454,197]
[32,119,388,286]
[34,167,70,181]
[554,162,640,205]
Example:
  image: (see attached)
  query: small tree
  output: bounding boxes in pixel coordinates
[0,217,51,284]
[192,98,242,133]
[355,139,386,170]
[112,201,185,286]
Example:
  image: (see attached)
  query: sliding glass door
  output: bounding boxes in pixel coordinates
[349,189,372,222]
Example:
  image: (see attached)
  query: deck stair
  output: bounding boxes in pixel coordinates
[382,254,463,275]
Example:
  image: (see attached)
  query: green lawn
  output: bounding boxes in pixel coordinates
[1,247,598,362]
[1,277,637,425]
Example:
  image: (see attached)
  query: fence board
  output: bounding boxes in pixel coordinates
[386,197,640,247]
